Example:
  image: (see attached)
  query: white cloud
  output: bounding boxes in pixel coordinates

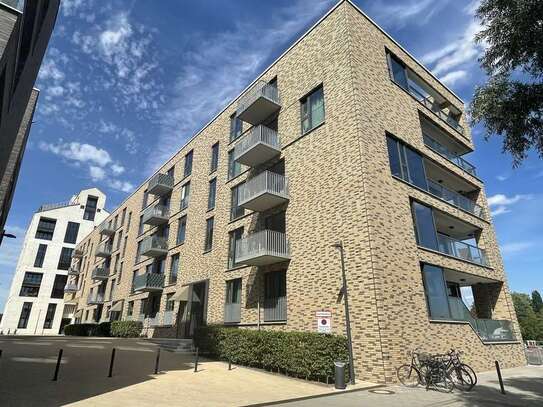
[89,165,106,181]
[39,141,112,167]
[487,194,532,207]
[0,225,26,268]
[500,241,536,256]
[464,0,480,16]
[110,164,125,175]
[491,206,510,217]
[440,70,468,86]
[369,0,449,28]
[61,0,85,16]
[496,175,509,182]
[108,179,134,193]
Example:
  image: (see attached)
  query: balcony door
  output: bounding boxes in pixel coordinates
[176,280,208,338]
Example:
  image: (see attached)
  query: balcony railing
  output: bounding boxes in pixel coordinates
[140,235,168,258]
[133,273,165,292]
[87,293,105,305]
[423,135,476,176]
[233,125,281,167]
[68,266,80,276]
[64,283,78,293]
[142,204,170,226]
[148,173,174,196]
[72,249,84,258]
[437,233,489,267]
[236,229,290,266]
[239,171,289,212]
[91,267,109,281]
[427,180,485,218]
[98,222,115,236]
[236,81,281,125]
[37,201,77,213]
[95,242,112,257]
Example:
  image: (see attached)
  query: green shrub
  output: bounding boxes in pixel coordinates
[194,325,349,380]
[95,322,112,337]
[111,320,143,338]
[64,323,97,336]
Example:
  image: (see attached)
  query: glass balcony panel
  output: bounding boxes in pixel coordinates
[437,233,488,266]
[423,134,476,176]
[427,179,485,219]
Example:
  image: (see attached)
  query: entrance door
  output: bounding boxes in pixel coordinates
[175,281,208,338]
[58,318,71,334]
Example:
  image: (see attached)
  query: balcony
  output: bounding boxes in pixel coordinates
[239,171,289,212]
[236,229,290,266]
[91,267,109,281]
[233,125,281,167]
[95,242,112,258]
[72,249,84,258]
[427,180,485,218]
[64,283,78,293]
[148,173,174,196]
[423,134,476,176]
[98,222,115,236]
[437,233,489,267]
[142,204,170,226]
[87,293,105,305]
[140,235,168,258]
[236,81,281,125]
[133,273,165,292]
[68,266,80,276]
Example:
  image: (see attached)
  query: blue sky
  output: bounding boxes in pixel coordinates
[0,0,541,311]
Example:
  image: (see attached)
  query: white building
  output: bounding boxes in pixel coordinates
[0,188,108,335]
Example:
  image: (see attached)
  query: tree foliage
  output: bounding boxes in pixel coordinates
[512,292,543,340]
[532,290,543,313]
[470,0,543,166]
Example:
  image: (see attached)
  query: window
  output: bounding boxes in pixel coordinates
[138,215,144,235]
[167,166,175,178]
[224,278,242,323]
[20,272,43,297]
[35,217,56,240]
[116,231,122,250]
[228,227,243,269]
[386,135,428,190]
[176,216,187,245]
[57,247,73,270]
[118,261,123,285]
[180,182,190,210]
[228,150,242,179]
[113,254,120,274]
[83,196,98,221]
[411,201,438,251]
[109,279,116,301]
[17,302,33,329]
[170,254,179,284]
[230,182,246,220]
[122,236,128,257]
[43,304,57,329]
[121,208,126,226]
[113,215,119,230]
[301,86,325,134]
[50,274,67,299]
[264,271,287,322]
[136,241,142,263]
[210,142,219,173]
[127,211,132,231]
[208,178,217,210]
[64,222,80,244]
[184,150,193,177]
[131,271,137,293]
[387,52,409,90]
[230,113,243,142]
[165,293,175,312]
[204,217,214,252]
[127,301,134,317]
[142,190,149,210]
[34,244,47,268]
[421,264,452,320]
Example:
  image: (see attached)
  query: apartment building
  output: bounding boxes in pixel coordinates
[66,0,525,383]
[1,188,108,335]
[0,0,60,238]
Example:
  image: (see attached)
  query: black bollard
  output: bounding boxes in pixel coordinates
[495,361,506,395]
[228,359,231,371]
[52,349,63,381]
[194,347,199,373]
[154,348,161,375]
[108,348,116,378]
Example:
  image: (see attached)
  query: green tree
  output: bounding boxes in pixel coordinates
[532,290,543,313]
[470,0,543,166]
[511,292,542,340]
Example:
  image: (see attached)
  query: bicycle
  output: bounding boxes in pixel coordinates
[423,354,455,393]
[396,348,431,387]
[444,349,477,391]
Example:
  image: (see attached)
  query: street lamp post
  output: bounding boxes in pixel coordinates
[333,241,356,385]
[0,230,16,247]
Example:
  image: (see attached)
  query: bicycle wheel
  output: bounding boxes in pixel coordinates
[397,364,421,387]
[460,363,477,386]
[427,366,454,393]
[449,366,475,391]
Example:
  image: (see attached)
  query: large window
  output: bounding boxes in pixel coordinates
[177,216,187,245]
[34,244,47,268]
[210,142,219,173]
[184,150,193,178]
[35,217,56,240]
[165,293,175,312]
[387,52,409,90]
[43,304,57,329]
[64,222,80,244]
[142,190,149,209]
[301,86,325,134]
[228,227,243,269]
[411,201,438,251]
[386,135,428,190]
[230,182,246,220]
[228,150,242,180]
[127,301,134,317]
[83,196,98,221]
[138,215,144,235]
[170,254,179,284]
[180,182,190,210]
[51,274,67,299]
[421,264,453,320]
[19,272,43,297]
[204,217,214,252]
[224,278,242,323]
[17,302,33,329]
[57,247,74,270]
[208,178,217,210]
[264,271,287,322]
[230,113,243,142]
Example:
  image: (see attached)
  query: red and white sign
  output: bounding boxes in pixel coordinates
[316,311,332,333]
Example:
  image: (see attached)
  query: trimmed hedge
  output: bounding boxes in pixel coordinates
[95,322,111,337]
[110,321,143,338]
[64,323,97,336]
[194,325,349,381]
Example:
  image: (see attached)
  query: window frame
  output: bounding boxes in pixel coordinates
[204,217,214,252]
[300,85,325,135]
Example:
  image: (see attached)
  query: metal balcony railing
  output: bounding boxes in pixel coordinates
[423,135,476,176]
[142,204,170,226]
[37,201,78,213]
[427,180,485,218]
[91,267,109,281]
[64,283,78,293]
[68,266,80,276]
[239,171,289,212]
[72,249,84,258]
[437,233,489,267]
[87,293,105,305]
[95,242,112,257]
[148,173,174,196]
[133,273,165,292]
[236,81,281,125]
[236,230,290,266]
[140,235,168,257]
[98,222,116,236]
[233,125,281,167]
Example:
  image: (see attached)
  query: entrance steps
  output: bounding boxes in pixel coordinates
[146,338,193,353]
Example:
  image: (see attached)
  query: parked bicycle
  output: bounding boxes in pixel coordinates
[444,349,477,391]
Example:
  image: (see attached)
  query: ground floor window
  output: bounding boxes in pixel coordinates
[43,303,57,329]
[264,271,287,322]
[17,302,33,329]
[224,278,242,323]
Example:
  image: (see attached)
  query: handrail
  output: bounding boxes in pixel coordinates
[423,134,476,176]
[239,171,289,204]
[148,173,174,192]
[236,229,290,261]
[37,201,78,213]
[427,179,484,218]
[142,204,170,222]
[141,235,168,253]
[233,125,280,161]
[437,233,489,266]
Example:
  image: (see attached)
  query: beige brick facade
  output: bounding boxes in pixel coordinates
[65,0,526,384]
